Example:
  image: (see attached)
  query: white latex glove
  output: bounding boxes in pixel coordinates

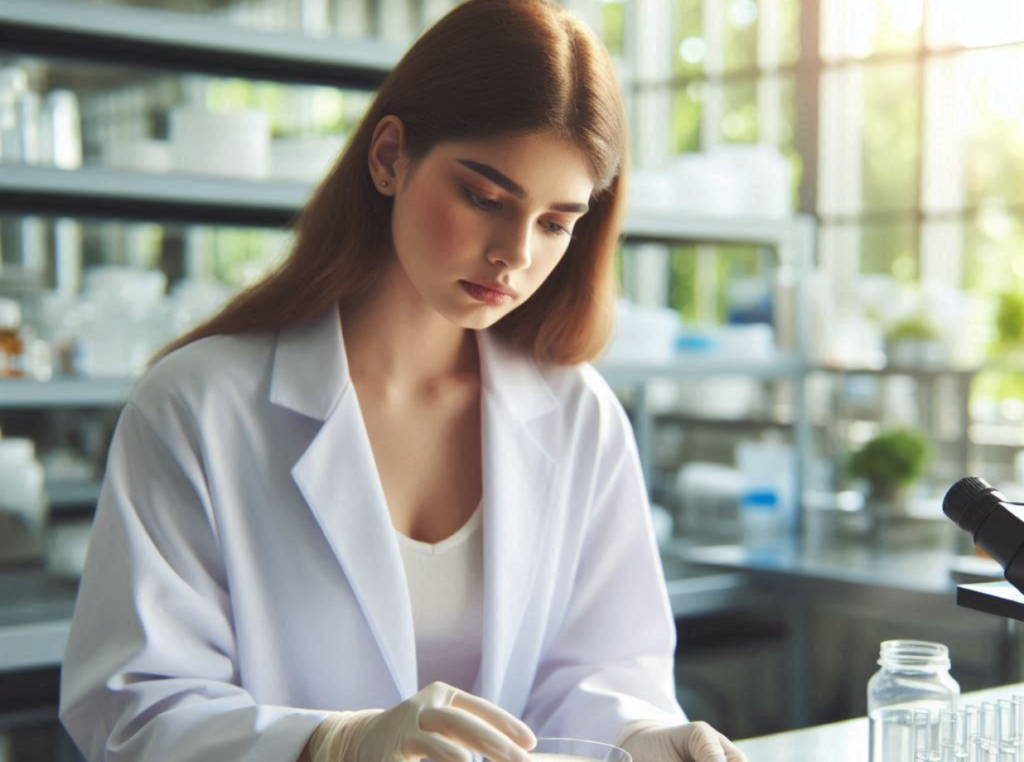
[308,681,537,762]
[618,719,747,762]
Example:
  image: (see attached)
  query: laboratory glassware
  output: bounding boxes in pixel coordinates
[869,640,960,762]
[485,737,632,762]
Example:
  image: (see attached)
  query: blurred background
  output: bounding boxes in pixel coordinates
[1,0,1023,759]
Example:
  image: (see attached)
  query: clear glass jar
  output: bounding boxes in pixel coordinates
[868,640,960,762]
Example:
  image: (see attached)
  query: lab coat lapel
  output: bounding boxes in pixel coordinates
[271,309,564,707]
[474,330,561,705]
[272,307,417,703]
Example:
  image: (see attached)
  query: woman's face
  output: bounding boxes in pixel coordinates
[375,122,596,330]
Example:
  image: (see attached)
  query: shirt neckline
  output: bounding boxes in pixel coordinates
[396,502,483,555]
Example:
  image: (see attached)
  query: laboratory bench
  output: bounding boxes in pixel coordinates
[0,535,1019,757]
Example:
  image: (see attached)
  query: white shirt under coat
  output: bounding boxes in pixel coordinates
[397,500,484,693]
[59,304,687,762]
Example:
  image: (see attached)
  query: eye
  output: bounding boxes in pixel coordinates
[462,187,502,211]
[541,220,574,238]
[462,186,577,240]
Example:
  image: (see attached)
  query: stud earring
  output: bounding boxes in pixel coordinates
[381,181,389,188]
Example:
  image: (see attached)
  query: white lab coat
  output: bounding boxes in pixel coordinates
[59,304,686,762]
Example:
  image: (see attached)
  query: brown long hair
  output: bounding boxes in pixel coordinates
[156,0,629,365]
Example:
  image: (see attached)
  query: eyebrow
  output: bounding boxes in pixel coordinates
[456,158,590,214]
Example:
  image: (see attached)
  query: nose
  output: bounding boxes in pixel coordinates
[487,219,533,272]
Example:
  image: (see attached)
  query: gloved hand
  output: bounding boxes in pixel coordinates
[618,718,747,762]
[308,681,537,762]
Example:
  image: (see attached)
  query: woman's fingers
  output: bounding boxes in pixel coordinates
[419,705,530,762]
[403,729,475,762]
[716,730,748,762]
[448,690,537,749]
[681,721,733,762]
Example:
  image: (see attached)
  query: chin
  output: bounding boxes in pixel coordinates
[441,306,509,331]
[457,313,504,331]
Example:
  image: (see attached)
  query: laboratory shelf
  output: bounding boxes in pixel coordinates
[46,480,102,510]
[1,166,818,244]
[1,359,801,411]
[0,0,401,89]
[623,207,814,248]
[0,376,136,408]
[811,363,982,378]
[0,165,312,227]
[654,412,795,431]
[0,568,76,673]
[597,356,805,386]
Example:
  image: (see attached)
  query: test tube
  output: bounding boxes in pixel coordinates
[983,704,1000,742]
[916,710,935,756]
[999,701,1015,745]
[966,706,981,744]
[976,738,997,762]
[1014,697,1024,743]
[942,711,959,748]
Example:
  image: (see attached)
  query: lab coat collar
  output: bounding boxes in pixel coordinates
[268,305,560,423]
[274,305,561,706]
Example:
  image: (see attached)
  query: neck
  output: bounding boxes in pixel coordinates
[341,258,478,392]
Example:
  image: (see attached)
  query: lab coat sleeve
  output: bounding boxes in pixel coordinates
[59,400,329,762]
[521,384,687,745]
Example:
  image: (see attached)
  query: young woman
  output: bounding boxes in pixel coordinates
[59,1,746,760]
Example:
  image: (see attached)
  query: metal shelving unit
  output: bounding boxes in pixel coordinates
[0,0,402,88]
[0,376,137,408]
[606,212,817,532]
[0,173,820,516]
[0,165,312,226]
[597,355,805,385]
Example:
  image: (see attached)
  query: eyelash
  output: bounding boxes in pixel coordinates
[461,187,576,240]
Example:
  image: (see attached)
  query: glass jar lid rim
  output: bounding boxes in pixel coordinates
[878,640,951,667]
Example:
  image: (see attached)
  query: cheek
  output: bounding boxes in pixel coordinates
[417,192,465,260]
[528,249,567,287]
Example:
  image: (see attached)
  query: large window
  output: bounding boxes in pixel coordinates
[637,0,1024,348]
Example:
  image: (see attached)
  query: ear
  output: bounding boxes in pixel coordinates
[368,115,408,195]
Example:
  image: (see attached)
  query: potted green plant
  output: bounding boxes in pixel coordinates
[885,314,946,367]
[847,428,931,515]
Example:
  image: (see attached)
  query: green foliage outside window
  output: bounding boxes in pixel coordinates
[674,0,703,79]
[200,228,290,287]
[724,0,758,72]
[995,291,1024,348]
[779,0,801,64]
[860,222,917,282]
[205,78,359,137]
[862,64,920,212]
[722,80,759,143]
[669,244,761,324]
[601,0,626,58]
[671,86,703,154]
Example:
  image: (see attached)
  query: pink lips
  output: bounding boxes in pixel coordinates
[460,280,514,306]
